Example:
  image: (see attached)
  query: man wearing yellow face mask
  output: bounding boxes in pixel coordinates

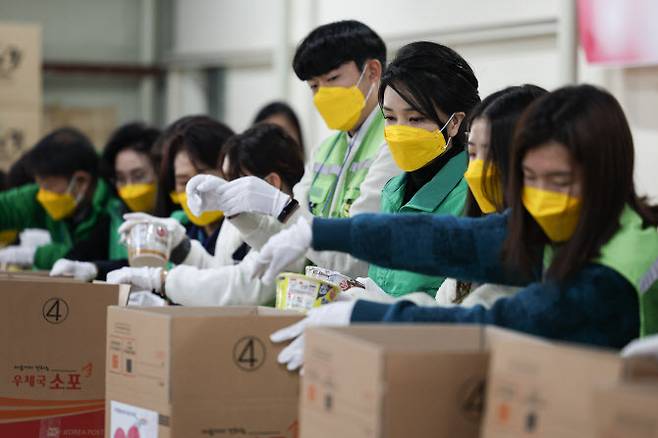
[0,128,120,269]
[49,123,163,281]
[186,20,399,279]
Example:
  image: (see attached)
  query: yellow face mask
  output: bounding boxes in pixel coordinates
[170,191,224,226]
[36,186,78,221]
[384,116,453,172]
[0,230,18,247]
[119,183,157,213]
[312,66,373,132]
[464,159,502,214]
[522,186,582,242]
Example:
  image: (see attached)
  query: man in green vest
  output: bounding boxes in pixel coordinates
[0,128,121,270]
[185,20,399,278]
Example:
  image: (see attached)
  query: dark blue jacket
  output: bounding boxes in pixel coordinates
[313,212,639,349]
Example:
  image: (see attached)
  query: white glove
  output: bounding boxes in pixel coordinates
[248,217,312,284]
[185,174,228,216]
[118,213,187,248]
[106,266,163,292]
[50,259,98,281]
[0,245,36,266]
[270,301,356,371]
[622,335,658,360]
[19,229,51,247]
[188,175,290,218]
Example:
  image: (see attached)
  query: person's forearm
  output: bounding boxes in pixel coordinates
[351,264,639,349]
[313,212,521,285]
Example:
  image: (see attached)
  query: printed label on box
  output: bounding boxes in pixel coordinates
[110,401,158,438]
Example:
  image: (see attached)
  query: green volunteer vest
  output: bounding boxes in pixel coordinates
[308,112,385,218]
[543,206,658,337]
[368,150,469,297]
[595,206,658,337]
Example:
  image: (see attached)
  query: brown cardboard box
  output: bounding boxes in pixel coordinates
[593,383,658,438]
[482,337,622,438]
[0,278,129,436]
[0,22,41,108]
[0,108,41,171]
[300,324,543,438]
[105,306,304,438]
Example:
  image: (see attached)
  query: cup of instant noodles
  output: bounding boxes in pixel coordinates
[305,266,365,291]
[126,222,172,268]
[276,273,341,313]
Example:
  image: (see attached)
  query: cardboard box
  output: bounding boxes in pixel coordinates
[0,278,129,436]
[0,108,41,171]
[105,306,304,438]
[0,22,42,108]
[482,337,622,438]
[593,383,658,438]
[300,324,542,438]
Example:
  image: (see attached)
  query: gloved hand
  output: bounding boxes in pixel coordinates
[106,266,163,292]
[19,229,51,247]
[621,334,658,360]
[248,217,312,284]
[185,174,228,216]
[187,175,290,218]
[270,301,355,371]
[50,259,98,281]
[118,213,187,248]
[0,245,36,267]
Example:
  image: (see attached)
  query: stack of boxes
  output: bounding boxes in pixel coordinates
[0,22,41,171]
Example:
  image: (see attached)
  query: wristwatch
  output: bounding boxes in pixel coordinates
[277,198,299,223]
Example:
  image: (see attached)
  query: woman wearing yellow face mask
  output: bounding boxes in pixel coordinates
[436,84,547,307]
[107,124,307,306]
[251,85,658,360]
[366,42,480,298]
[49,123,163,281]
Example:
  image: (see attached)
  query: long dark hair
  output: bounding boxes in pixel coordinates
[155,115,234,216]
[378,41,480,151]
[464,85,547,217]
[503,84,658,282]
[220,124,304,191]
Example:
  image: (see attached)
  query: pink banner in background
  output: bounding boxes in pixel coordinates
[578,0,658,66]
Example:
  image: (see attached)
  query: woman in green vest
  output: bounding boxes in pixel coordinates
[249,85,658,365]
[367,41,481,297]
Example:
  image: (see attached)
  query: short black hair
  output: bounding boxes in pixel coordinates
[26,128,99,179]
[378,41,480,151]
[253,101,305,154]
[101,122,161,183]
[6,152,33,188]
[220,124,304,190]
[293,20,386,80]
